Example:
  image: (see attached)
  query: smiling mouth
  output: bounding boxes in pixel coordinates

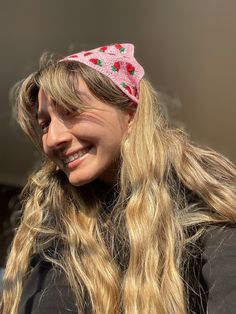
[62,146,92,165]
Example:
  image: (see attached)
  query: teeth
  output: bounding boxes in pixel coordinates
[63,147,90,164]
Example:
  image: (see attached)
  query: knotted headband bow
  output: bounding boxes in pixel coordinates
[60,43,145,103]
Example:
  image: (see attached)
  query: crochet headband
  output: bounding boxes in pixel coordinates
[60,43,145,103]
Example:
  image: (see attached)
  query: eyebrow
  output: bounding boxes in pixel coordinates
[36,90,92,121]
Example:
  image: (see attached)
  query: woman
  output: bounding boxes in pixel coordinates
[1,43,236,313]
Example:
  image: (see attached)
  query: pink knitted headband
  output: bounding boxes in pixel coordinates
[60,43,145,103]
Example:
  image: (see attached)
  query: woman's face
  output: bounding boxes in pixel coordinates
[37,76,133,186]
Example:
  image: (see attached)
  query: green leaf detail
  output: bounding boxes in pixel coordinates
[112,66,117,72]
[97,60,102,66]
[121,82,126,87]
[120,48,125,53]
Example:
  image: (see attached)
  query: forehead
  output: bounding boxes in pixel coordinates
[37,88,52,117]
[38,88,50,106]
[37,76,91,102]
[37,77,93,117]
[36,89,54,123]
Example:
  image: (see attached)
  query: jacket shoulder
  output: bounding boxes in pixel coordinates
[202,225,236,314]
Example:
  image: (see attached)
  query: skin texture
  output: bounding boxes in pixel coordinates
[37,76,134,186]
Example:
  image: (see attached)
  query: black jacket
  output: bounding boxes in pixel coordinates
[18,226,236,314]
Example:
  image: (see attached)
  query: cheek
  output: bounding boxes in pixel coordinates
[97,132,124,158]
[42,138,51,158]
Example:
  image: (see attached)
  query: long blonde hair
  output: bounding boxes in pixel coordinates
[2,55,236,314]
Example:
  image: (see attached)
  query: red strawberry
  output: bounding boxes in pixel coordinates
[121,82,132,94]
[133,86,138,97]
[112,61,120,72]
[125,85,132,94]
[126,63,135,75]
[99,46,108,52]
[115,44,122,49]
[84,52,92,56]
[69,54,78,58]
[115,43,125,53]
[89,58,102,66]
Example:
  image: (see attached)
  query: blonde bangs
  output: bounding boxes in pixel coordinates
[14,55,133,152]
[38,61,92,113]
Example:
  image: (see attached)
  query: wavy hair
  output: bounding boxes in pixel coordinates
[1,54,236,314]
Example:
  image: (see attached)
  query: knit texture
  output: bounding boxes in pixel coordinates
[60,43,145,103]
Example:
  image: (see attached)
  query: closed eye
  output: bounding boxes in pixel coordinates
[57,106,82,118]
[39,121,50,134]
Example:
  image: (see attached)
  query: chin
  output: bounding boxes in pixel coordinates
[66,172,97,187]
[64,163,115,187]
[68,178,94,187]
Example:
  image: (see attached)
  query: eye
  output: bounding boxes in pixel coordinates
[66,107,81,116]
[39,121,49,134]
[62,107,82,119]
[64,108,76,116]
[56,106,80,119]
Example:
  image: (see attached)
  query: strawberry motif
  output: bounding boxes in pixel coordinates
[99,46,108,52]
[69,54,79,58]
[126,63,135,75]
[115,43,125,53]
[121,82,132,94]
[133,86,138,97]
[84,52,92,57]
[89,58,102,66]
[112,61,121,72]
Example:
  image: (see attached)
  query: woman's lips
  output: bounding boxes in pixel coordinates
[62,146,92,169]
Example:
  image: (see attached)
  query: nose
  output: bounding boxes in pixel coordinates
[45,117,72,150]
